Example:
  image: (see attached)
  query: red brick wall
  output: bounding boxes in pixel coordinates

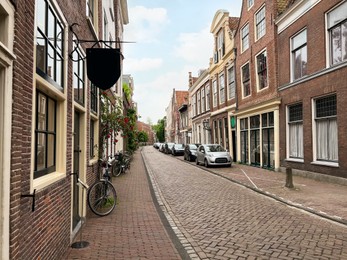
[277,0,347,178]
[10,0,103,259]
[235,0,279,110]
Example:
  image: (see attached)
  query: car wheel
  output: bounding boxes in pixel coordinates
[204,159,209,168]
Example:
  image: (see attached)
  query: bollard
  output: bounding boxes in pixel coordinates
[285,167,294,188]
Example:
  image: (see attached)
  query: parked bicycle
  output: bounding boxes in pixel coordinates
[112,151,132,177]
[87,158,117,216]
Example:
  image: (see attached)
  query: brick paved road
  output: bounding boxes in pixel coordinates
[142,146,347,260]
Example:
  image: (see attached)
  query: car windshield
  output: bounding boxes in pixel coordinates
[175,144,183,148]
[189,144,197,150]
[206,145,225,152]
[168,143,174,148]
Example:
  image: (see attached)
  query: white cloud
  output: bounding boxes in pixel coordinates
[124,57,163,73]
[173,25,213,67]
[125,6,169,43]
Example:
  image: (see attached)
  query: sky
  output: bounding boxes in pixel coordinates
[123,0,242,124]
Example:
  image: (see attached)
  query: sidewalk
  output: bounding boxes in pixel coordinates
[179,156,347,225]
[64,149,184,259]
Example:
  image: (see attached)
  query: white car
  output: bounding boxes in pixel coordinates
[196,144,232,167]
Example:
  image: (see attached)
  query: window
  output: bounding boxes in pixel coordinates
[213,80,217,107]
[227,67,235,100]
[314,95,338,162]
[90,82,98,113]
[241,24,249,52]
[217,29,225,60]
[255,6,266,40]
[327,1,347,65]
[240,118,249,163]
[87,0,95,25]
[248,0,254,9]
[36,0,64,89]
[192,95,196,117]
[103,10,108,41]
[219,73,225,104]
[201,88,205,113]
[197,91,201,115]
[90,120,95,159]
[73,43,85,105]
[291,29,307,81]
[288,103,303,159]
[256,50,268,90]
[35,91,57,178]
[242,63,251,97]
[206,85,210,111]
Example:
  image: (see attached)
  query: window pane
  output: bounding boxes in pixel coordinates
[327,1,347,29]
[37,93,46,130]
[293,30,306,49]
[47,44,55,79]
[47,134,55,167]
[47,98,55,131]
[316,95,336,118]
[47,7,55,46]
[36,32,46,73]
[36,0,46,33]
[37,133,46,171]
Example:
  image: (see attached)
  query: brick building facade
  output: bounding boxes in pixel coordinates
[0,0,128,258]
[276,0,347,178]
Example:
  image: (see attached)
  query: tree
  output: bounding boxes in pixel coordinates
[138,130,149,143]
[152,117,166,142]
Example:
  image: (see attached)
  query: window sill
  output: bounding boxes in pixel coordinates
[89,157,99,166]
[311,161,339,168]
[285,158,304,163]
[33,171,66,191]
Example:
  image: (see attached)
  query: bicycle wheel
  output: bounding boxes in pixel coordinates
[112,162,122,177]
[88,180,117,216]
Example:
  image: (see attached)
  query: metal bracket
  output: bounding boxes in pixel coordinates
[21,189,37,212]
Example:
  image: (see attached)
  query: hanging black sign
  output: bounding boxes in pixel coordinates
[86,48,122,90]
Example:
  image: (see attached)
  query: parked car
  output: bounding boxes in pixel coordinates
[171,144,184,156]
[164,142,175,154]
[153,142,161,149]
[196,144,232,167]
[159,143,165,152]
[184,144,198,161]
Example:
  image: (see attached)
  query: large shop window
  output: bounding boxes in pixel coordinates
[327,1,347,65]
[288,103,303,159]
[240,118,249,164]
[250,115,260,166]
[35,92,57,178]
[291,29,307,81]
[314,95,338,162]
[262,112,274,168]
[36,0,64,89]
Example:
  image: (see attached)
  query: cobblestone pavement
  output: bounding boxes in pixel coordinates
[65,149,183,259]
[142,146,347,259]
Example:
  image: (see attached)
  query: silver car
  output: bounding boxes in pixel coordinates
[196,144,232,167]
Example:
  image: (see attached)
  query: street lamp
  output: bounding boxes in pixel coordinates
[202,119,211,131]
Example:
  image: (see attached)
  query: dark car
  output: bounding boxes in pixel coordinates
[171,144,184,156]
[183,144,198,162]
[164,142,175,154]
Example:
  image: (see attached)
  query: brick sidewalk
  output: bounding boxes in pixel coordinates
[64,149,183,259]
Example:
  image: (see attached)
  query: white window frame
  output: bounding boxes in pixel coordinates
[255,5,266,41]
[286,103,304,162]
[241,62,251,98]
[241,23,249,53]
[255,49,268,91]
[290,29,307,82]
[0,1,15,258]
[326,1,347,67]
[312,95,338,167]
[205,85,210,111]
[227,66,235,100]
[197,91,201,115]
[217,29,224,60]
[33,0,68,190]
[201,88,205,113]
[213,80,218,107]
[248,0,254,9]
[219,73,225,104]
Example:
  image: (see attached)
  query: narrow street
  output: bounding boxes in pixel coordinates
[142,146,347,259]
